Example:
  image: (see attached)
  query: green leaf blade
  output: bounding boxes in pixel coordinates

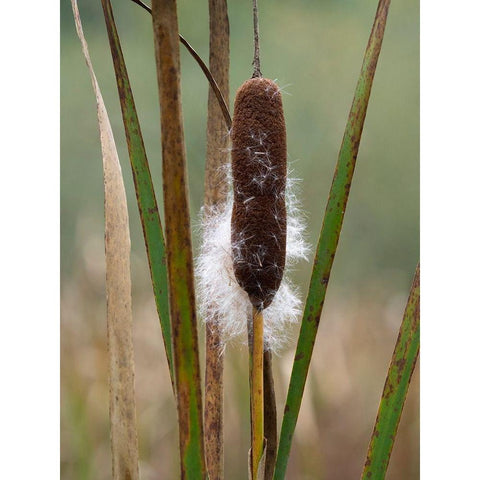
[361,264,420,480]
[100,0,174,384]
[274,1,392,479]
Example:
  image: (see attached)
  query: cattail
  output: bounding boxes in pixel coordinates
[231,77,287,310]
[196,80,308,353]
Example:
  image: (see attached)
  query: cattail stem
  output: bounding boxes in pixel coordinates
[250,306,265,478]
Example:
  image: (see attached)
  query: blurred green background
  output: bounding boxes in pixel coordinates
[61,0,419,478]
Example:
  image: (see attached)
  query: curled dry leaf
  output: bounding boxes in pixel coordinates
[71,1,139,479]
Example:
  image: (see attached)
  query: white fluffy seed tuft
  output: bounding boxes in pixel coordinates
[195,166,309,354]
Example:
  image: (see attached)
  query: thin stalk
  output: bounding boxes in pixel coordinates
[100,0,173,387]
[203,1,230,479]
[361,264,420,480]
[151,0,206,478]
[179,34,231,129]
[274,1,392,478]
[251,307,265,478]
[129,0,231,129]
[252,0,262,78]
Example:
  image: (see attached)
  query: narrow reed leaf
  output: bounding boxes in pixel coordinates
[151,1,206,478]
[100,0,174,387]
[203,1,230,479]
[274,1,392,478]
[71,2,139,478]
[204,0,231,209]
[361,264,420,480]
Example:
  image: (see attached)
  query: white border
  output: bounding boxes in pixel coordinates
[421,0,480,477]
[2,0,480,477]
[0,2,60,477]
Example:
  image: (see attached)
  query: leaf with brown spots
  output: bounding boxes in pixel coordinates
[203,1,230,479]
[361,263,420,480]
[100,0,173,391]
[151,0,206,478]
[274,1,392,478]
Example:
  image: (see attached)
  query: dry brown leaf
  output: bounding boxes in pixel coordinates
[203,2,230,479]
[71,2,139,479]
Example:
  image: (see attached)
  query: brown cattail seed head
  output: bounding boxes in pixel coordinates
[231,78,287,309]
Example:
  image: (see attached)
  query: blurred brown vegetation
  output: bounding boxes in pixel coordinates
[61,0,419,478]
[61,244,419,479]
